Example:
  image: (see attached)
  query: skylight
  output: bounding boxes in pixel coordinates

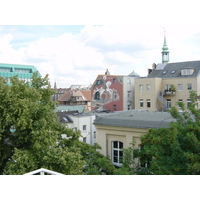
[171,70,176,74]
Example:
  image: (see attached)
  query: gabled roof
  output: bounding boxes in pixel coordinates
[128,70,140,77]
[56,111,75,123]
[148,60,200,78]
[58,91,71,101]
[81,90,91,101]
[58,90,91,102]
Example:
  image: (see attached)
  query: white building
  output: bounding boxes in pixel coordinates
[57,111,96,145]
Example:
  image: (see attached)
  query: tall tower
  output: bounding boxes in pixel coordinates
[161,30,169,63]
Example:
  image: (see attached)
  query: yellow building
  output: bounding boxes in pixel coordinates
[135,61,200,111]
[94,110,175,166]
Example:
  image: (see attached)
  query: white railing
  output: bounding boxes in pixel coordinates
[23,168,64,175]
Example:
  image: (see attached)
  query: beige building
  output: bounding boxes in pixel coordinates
[94,110,175,166]
[135,61,200,111]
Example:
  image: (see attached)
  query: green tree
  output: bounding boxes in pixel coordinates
[0,73,85,175]
[134,91,200,175]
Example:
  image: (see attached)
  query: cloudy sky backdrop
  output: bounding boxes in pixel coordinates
[1,1,200,88]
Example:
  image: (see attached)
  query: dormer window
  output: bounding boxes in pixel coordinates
[181,69,194,76]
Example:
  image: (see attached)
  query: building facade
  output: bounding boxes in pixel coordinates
[58,89,92,111]
[94,110,175,166]
[135,61,200,111]
[91,70,139,112]
[0,63,39,85]
[57,111,96,145]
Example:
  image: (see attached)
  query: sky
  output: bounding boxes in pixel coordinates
[1,1,200,89]
[1,25,200,88]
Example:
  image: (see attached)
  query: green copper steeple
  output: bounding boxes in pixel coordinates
[161,30,169,63]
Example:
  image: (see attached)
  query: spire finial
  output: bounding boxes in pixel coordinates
[161,28,169,63]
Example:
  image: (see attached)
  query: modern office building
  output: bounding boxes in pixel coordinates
[0,63,39,85]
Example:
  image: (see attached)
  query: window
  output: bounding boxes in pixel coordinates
[83,137,86,143]
[147,99,151,108]
[187,84,192,91]
[112,141,123,165]
[178,84,183,91]
[83,125,86,131]
[113,104,117,111]
[96,80,101,85]
[15,69,31,73]
[187,99,192,108]
[113,78,116,84]
[93,131,96,139]
[146,84,150,92]
[94,92,100,100]
[181,69,194,76]
[166,99,171,109]
[139,85,143,92]
[127,105,130,110]
[178,99,183,108]
[140,99,144,108]
[166,84,171,90]
[127,78,131,84]
[114,91,117,98]
[0,68,11,72]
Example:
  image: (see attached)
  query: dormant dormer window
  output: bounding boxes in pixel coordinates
[181,69,194,76]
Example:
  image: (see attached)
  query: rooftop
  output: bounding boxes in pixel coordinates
[93,110,176,129]
[148,60,200,78]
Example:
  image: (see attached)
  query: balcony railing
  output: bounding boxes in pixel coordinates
[164,90,176,96]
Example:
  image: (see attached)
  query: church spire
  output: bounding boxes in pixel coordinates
[161,30,169,63]
[54,81,57,89]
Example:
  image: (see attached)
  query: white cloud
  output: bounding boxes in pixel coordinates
[1,25,200,88]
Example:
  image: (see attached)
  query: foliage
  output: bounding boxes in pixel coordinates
[134,91,200,175]
[0,73,85,175]
[68,141,117,175]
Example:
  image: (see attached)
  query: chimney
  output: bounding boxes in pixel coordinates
[148,69,152,75]
[152,63,156,69]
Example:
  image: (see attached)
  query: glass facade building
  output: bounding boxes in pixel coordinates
[0,63,40,85]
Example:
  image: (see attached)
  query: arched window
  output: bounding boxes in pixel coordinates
[94,92,100,100]
[112,141,123,165]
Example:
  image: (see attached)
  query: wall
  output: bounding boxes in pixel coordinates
[135,76,200,111]
[135,77,162,111]
[67,114,96,145]
[123,76,138,110]
[91,75,124,111]
[95,124,147,162]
